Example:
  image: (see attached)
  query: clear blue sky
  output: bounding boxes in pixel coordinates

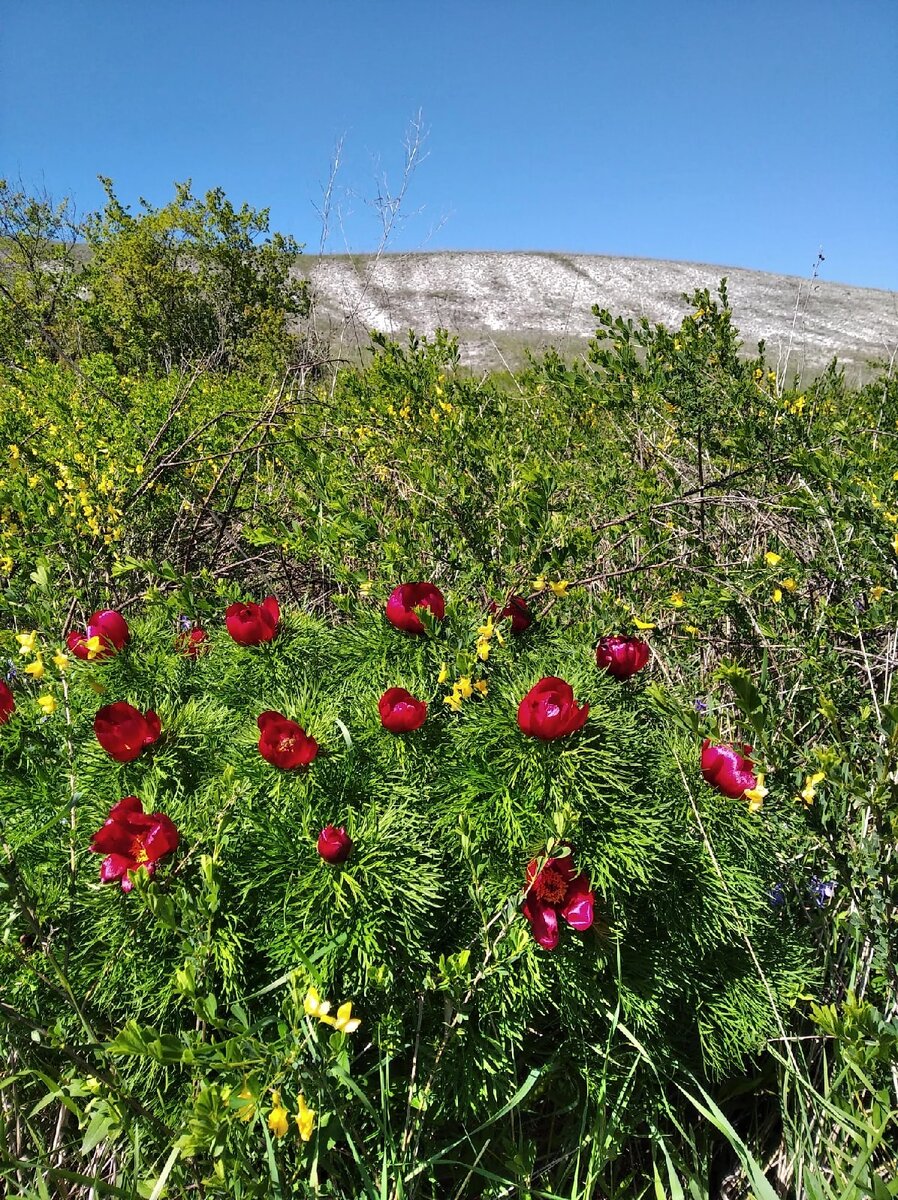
[3,0,896,289]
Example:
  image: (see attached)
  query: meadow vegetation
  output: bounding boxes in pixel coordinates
[0,179,896,1199]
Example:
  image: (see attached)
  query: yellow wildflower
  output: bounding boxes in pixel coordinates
[268,1092,289,1138]
[799,771,825,806]
[0,556,12,574]
[444,692,463,713]
[633,616,656,630]
[84,635,104,660]
[37,695,57,716]
[476,639,490,662]
[16,630,38,656]
[893,532,898,557]
[780,578,797,592]
[684,624,700,635]
[295,1094,315,1141]
[669,591,685,607]
[456,677,474,700]
[24,657,45,681]
[9,444,21,460]
[548,580,570,597]
[359,581,373,596]
[437,662,449,684]
[303,987,332,1021]
[328,1001,361,1034]
[764,551,782,567]
[531,575,547,592]
[772,588,783,604]
[870,586,887,601]
[744,774,768,813]
[477,617,496,640]
[474,679,488,695]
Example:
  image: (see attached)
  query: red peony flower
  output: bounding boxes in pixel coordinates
[700,739,757,799]
[90,795,179,892]
[257,710,318,769]
[225,596,279,645]
[595,635,650,681]
[94,702,162,763]
[385,583,445,634]
[0,680,14,724]
[317,825,352,864]
[522,846,595,950]
[378,687,428,733]
[517,676,589,740]
[175,627,208,658]
[67,610,130,661]
[489,594,533,633]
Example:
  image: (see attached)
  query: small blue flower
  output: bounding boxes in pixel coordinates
[694,698,708,714]
[809,876,836,908]
[769,883,785,908]
[5,659,18,685]
[177,615,193,633]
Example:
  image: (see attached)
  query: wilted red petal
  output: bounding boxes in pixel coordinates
[176,628,208,657]
[0,681,14,724]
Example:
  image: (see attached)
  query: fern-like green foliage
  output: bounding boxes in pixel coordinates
[0,591,818,1194]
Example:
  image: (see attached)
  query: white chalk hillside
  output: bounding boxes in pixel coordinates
[296,251,898,376]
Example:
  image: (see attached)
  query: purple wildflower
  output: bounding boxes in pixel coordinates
[809,877,836,908]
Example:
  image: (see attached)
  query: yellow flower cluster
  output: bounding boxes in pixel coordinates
[798,772,825,806]
[303,986,361,1034]
[267,1089,315,1141]
[13,630,68,713]
[744,774,768,814]
[443,674,488,712]
[531,576,570,597]
[474,614,505,662]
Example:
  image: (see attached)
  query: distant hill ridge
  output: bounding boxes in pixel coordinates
[296,250,898,377]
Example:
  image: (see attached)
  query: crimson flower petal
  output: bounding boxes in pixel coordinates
[561,873,595,931]
[522,895,559,950]
[99,853,132,883]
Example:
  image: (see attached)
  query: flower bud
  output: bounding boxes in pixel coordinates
[317,825,352,864]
